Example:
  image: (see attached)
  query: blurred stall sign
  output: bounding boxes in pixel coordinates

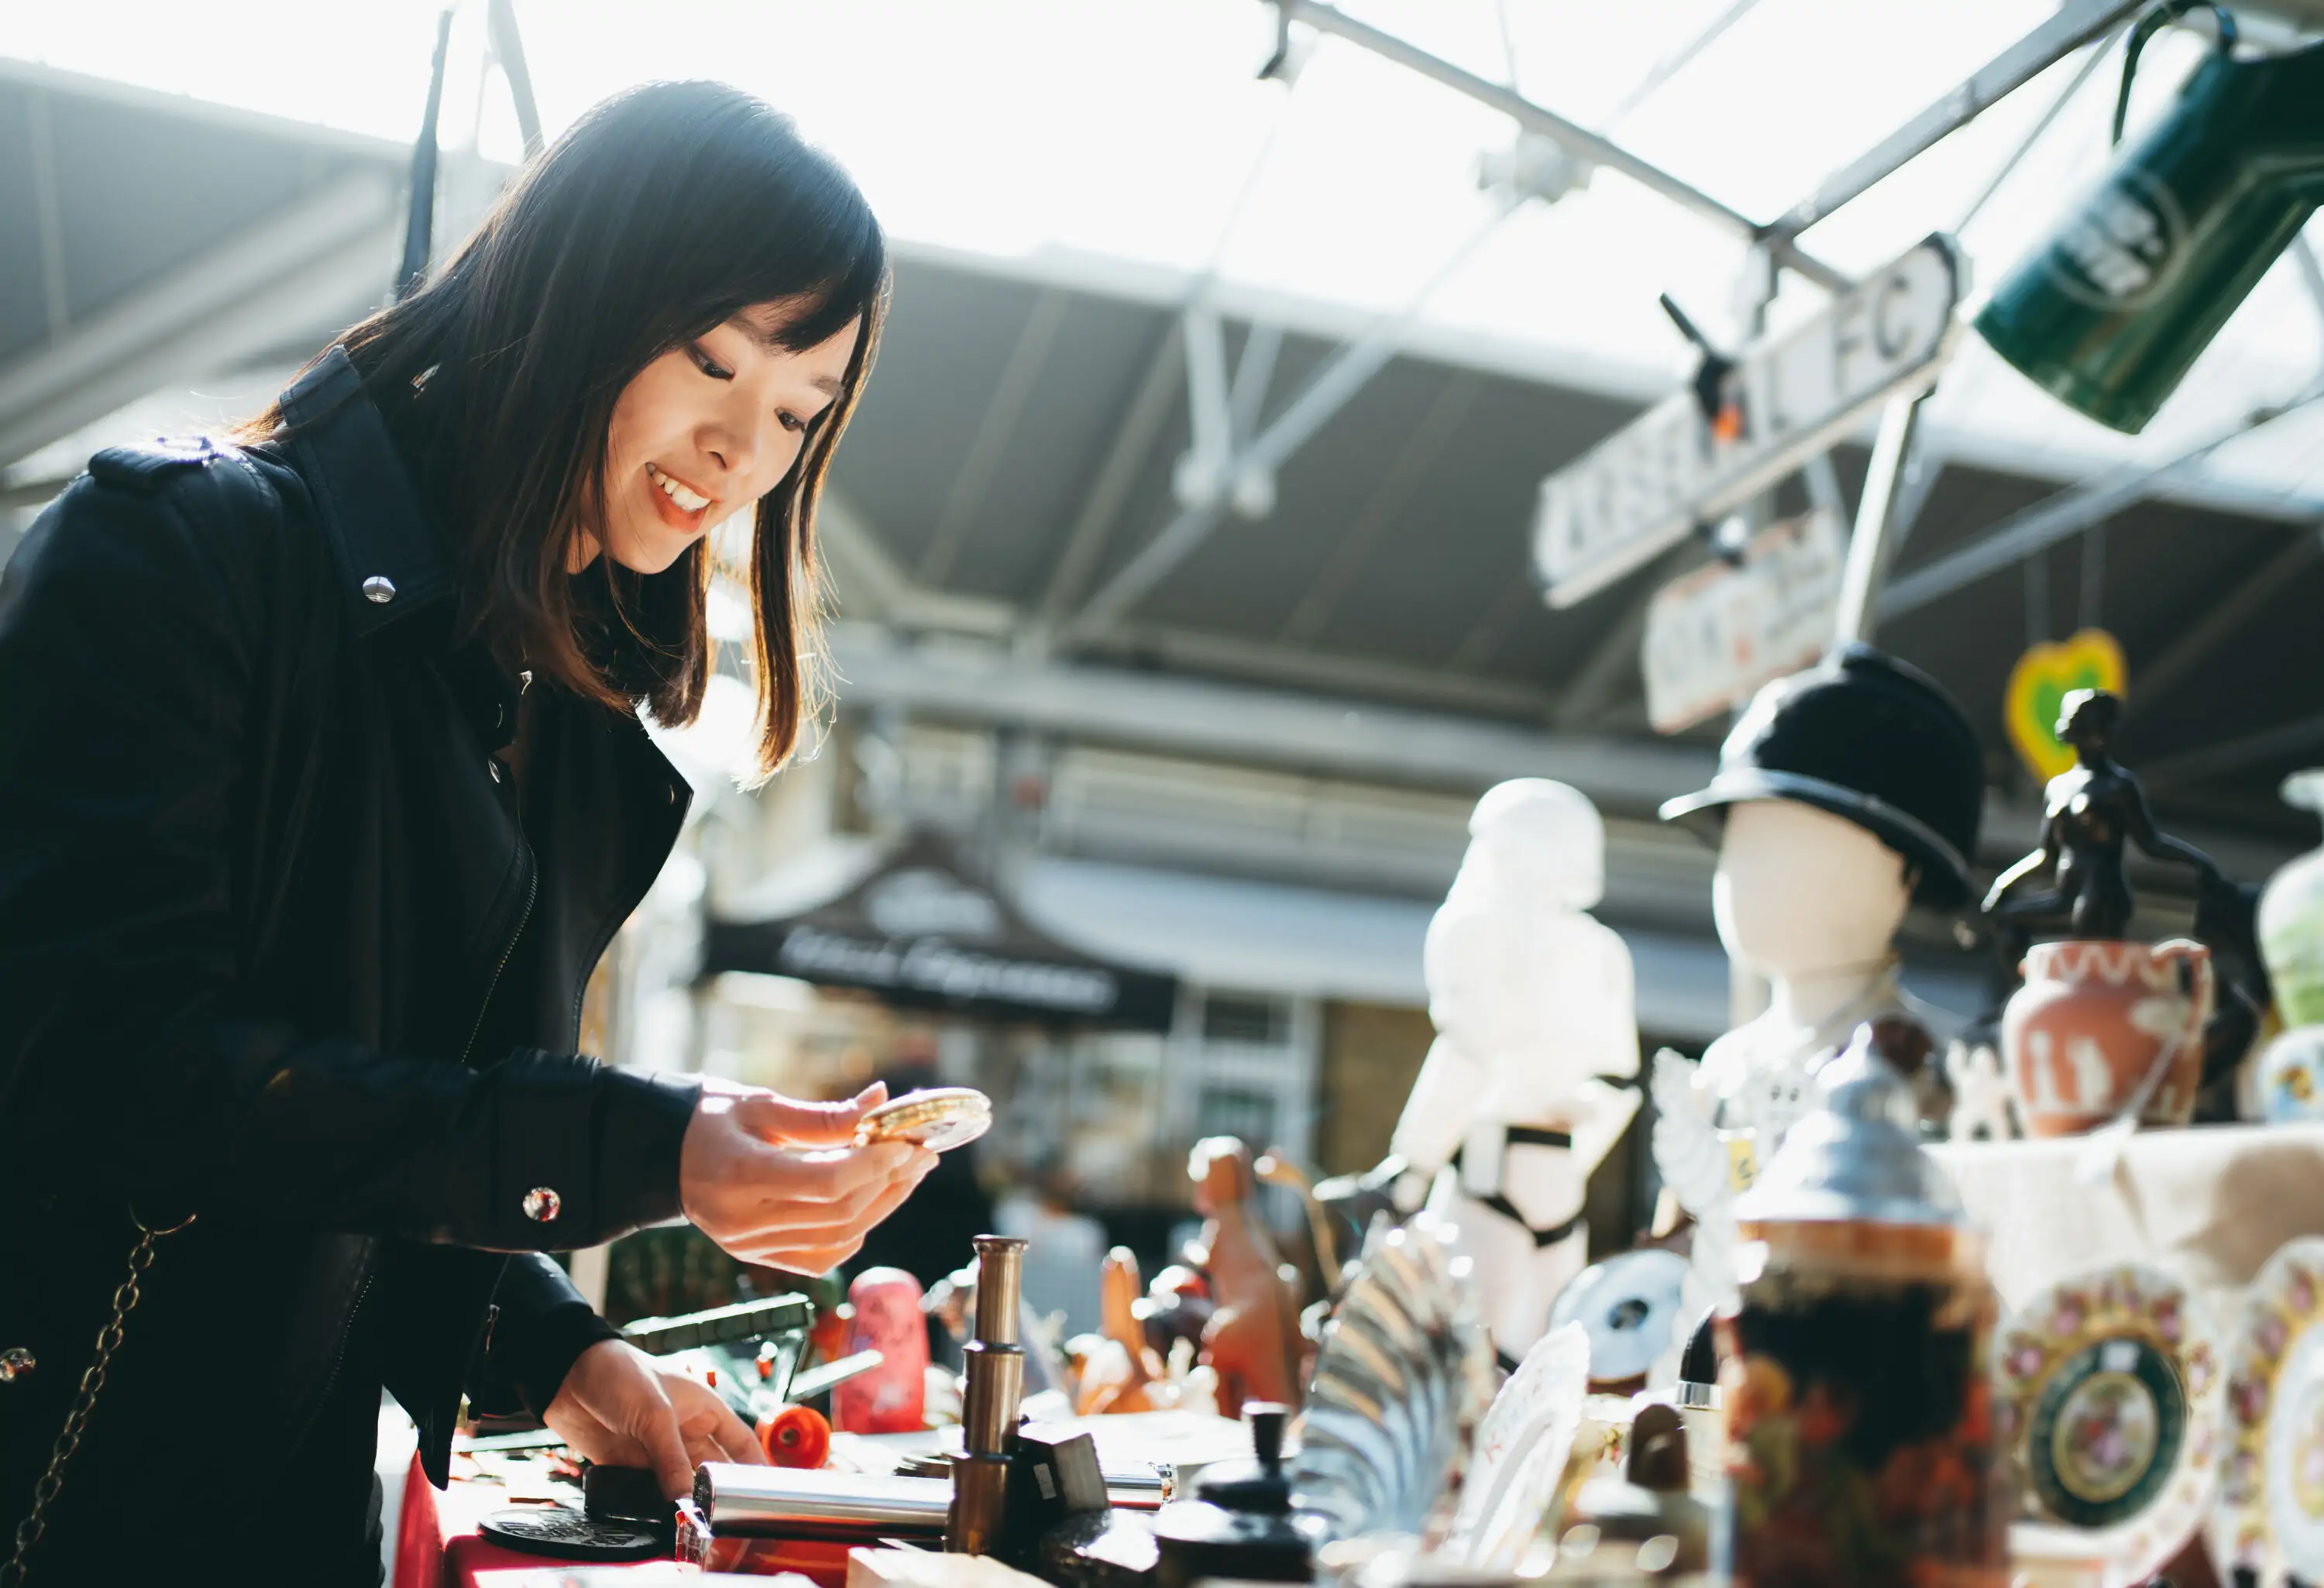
[1643,507,1845,734]
[703,831,1177,1032]
[1534,233,1965,607]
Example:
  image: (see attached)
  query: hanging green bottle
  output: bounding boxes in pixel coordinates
[1975,5,2324,435]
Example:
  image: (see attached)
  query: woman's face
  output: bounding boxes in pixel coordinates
[580,301,862,574]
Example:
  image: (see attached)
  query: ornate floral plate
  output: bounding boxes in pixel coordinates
[2209,1236,2324,1584]
[1996,1262,2222,1583]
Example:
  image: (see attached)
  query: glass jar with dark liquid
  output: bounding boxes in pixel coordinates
[1714,1027,2009,1588]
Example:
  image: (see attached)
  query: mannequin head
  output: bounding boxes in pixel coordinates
[1714,799,1910,980]
[1469,779,1604,910]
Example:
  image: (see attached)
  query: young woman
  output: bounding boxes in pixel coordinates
[0,81,932,1584]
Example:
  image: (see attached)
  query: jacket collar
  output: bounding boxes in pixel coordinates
[277,346,456,637]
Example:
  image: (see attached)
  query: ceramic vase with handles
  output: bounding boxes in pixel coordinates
[2002,938,2213,1136]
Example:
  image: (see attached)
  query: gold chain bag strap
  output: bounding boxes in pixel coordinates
[2,1212,193,1586]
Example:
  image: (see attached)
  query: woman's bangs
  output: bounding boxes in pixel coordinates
[761,218,885,352]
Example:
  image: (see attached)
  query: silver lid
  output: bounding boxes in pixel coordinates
[1731,1024,1965,1228]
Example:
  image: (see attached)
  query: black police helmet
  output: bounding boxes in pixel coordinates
[1659,644,1985,909]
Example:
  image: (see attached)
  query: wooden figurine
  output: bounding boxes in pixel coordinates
[1186,1136,1303,1417]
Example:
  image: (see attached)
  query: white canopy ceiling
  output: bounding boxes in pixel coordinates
[12,1,2324,518]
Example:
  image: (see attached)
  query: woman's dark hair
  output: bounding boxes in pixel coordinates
[249,80,886,782]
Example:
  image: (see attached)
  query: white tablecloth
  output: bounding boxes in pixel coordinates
[1930,1123,2324,1323]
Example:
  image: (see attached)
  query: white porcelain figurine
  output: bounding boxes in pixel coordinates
[1389,779,1640,1357]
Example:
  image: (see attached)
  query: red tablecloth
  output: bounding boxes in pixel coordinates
[394,1452,853,1588]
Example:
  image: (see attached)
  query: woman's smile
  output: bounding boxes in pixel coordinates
[645,460,716,532]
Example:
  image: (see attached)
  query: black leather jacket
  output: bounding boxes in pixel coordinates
[0,349,703,1579]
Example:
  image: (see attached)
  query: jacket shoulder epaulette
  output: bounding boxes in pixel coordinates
[85,435,228,497]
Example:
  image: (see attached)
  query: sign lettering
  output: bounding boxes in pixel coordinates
[1534,234,1965,607]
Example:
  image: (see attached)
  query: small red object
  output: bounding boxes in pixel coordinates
[756,1403,832,1469]
[832,1268,927,1434]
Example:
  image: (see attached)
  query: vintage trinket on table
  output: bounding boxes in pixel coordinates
[854,1087,994,1153]
[1996,1261,2223,1583]
[1442,1322,1590,1569]
[1714,1026,2009,1588]
[1984,688,2229,1136]
[2212,1237,2324,1583]
[2003,939,2214,1136]
[1549,1248,1690,1390]
[1292,1219,1499,1548]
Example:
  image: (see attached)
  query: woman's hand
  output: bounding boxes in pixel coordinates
[679,1080,937,1273]
[544,1338,765,1500]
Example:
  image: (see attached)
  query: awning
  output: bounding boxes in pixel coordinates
[701,830,1178,1033]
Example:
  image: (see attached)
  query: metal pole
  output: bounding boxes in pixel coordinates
[1877,387,2324,621]
[1066,199,1516,641]
[1269,0,1852,293]
[1952,27,2120,234]
[1832,392,1929,644]
[484,0,545,159]
[1769,0,2142,240]
[398,9,456,301]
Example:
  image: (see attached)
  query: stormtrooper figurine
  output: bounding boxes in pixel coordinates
[1387,779,1640,1359]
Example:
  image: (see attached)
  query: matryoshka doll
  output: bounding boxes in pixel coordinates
[1714,1025,2007,1588]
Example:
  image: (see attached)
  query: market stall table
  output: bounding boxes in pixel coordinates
[392,1449,851,1588]
[1930,1122,2324,1319]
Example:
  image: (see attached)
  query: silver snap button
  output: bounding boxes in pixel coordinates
[488,760,504,785]
[522,1187,561,1223]
[0,1347,34,1383]
[361,575,397,604]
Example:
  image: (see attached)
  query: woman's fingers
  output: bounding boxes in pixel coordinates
[636,1391,700,1502]
[737,1082,887,1148]
[671,1375,767,1469]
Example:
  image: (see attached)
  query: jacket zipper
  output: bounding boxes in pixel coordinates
[297,1261,378,1449]
[458,852,537,1068]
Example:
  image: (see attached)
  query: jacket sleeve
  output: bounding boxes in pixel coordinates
[473,1253,625,1417]
[0,465,698,1252]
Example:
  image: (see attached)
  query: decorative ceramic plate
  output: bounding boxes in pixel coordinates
[2209,1236,2324,1584]
[1996,1262,2222,1583]
[1547,1248,1690,1387]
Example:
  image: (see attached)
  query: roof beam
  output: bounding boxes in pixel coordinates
[1876,387,2324,623]
[830,620,1696,809]
[1278,371,1478,644]
[1769,0,2140,240]
[0,174,400,467]
[2130,526,2324,712]
[26,86,69,344]
[817,490,1016,638]
[1081,618,1556,719]
[1062,199,1514,641]
[1444,576,1540,675]
[1037,317,1184,625]
[1270,0,1851,292]
[916,287,1069,584]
